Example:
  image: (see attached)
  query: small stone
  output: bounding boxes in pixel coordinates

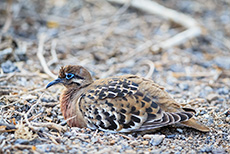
[64,132,72,137]
[129,140,138,146]
[176,128,183,133]
[226,117,230,123]
[179,83,189,90]
[143,134,154,139]
[142,140,149,145]
[217,87,229,95]
[14,139,29,145]
[149,135,165,146]
[167,134,176,138]
[214,56,230,69]
[1,60,20,73]
[212,148,226,154]
[110,140,116,145]
[206,93,219,102]
[0,135,6,142]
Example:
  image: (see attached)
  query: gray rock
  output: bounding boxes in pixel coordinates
[212,148,227,154]
[14,139,29,145]
[176,128,183,133]
[1,60,19,73]
[149,135,165,146]
[214,56,230,69]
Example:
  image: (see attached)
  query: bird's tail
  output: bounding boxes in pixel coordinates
[181,118,210,132]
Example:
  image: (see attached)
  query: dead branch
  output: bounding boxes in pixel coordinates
[1,0,13,34]
[107,0,203,52]
[37,33,56,79]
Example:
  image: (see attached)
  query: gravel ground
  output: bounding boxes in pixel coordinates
[0,0,229,153]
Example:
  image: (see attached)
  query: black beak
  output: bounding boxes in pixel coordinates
[46,78,63,89]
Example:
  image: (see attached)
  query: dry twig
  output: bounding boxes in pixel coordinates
[108,0,203,52]
[37,33,56,79]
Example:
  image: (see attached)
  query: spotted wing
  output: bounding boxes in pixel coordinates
[79,77,193,132]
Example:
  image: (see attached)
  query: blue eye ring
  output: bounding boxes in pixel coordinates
[66,73,75,80]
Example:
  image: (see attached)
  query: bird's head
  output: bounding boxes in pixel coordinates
[46,65,93,89]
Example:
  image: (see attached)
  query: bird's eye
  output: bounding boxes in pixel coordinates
[66,73,75,80]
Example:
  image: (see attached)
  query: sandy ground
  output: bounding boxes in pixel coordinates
[0,0,229,153]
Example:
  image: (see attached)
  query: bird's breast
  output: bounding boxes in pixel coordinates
[60,88,87,127]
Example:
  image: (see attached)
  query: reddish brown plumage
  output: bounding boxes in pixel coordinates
[46,65,210,133]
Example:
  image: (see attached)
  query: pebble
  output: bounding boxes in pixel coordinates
[1,60,20,73]
[212,148,227,154]
[142,140,149,145]
[217,87,229,95]
[14,139,29,145]
[129,140,138,146]
[176,128,183,133]
[149,135,165,146]
[167,134,176,138]
[226,117,230,123]
[0,135,6,142]
[178,83,189,91]
[206,93,219,102]
[110,140,116,145]
[214,56,230,69]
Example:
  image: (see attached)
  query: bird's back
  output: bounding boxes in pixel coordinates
[76,75,196,132]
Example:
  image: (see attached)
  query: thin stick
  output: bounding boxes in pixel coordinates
[141,60,155,79]
[1,0,12,34]
[47,39,59,66]
[107,0,203,52]
[37,33,56,79]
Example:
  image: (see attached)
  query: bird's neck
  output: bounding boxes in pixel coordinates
[60,87,86,127]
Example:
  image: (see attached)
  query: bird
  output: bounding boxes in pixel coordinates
[46,65,210,133]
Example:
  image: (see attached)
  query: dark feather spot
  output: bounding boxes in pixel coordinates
[122,97,128,101]
[110,115,116,120]
[162,113,169,122]
[107,93,116,98]
[126,103,130,108]
[88,90,94,93]
[151,101,158,108]
[135,91,144,97]
[131,116,141,123]
[104,112,110,116]
[122,83,129,89]
[96,115,101,120]
[123,89,128,93]
[120,109,126,113]
[143,96,151,102]
[123,121,135,128]
[157,108,162,114]
[146,107,153,112]
[94,109,98,114]
[131,110,140,115]
[98,93,106,99]
[117,92,125,97]
[111,107,115,112]
[178,113,188,121]
[132,82,138,87]
[141,101,145,107]
[107,120,117,130]
[95,90,100,95]
[129,86,138,90]
[147,113,156,121]
[119,114,125,124]
[105,101,114,107]
[87,95,95,100]
[99,121,106,129]
[131,106,136,112]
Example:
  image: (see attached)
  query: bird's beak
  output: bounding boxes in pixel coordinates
[46,78,63,89]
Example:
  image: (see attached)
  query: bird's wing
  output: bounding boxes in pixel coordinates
[79,75,193,132]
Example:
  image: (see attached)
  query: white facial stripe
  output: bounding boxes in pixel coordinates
[72,78,83,84]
